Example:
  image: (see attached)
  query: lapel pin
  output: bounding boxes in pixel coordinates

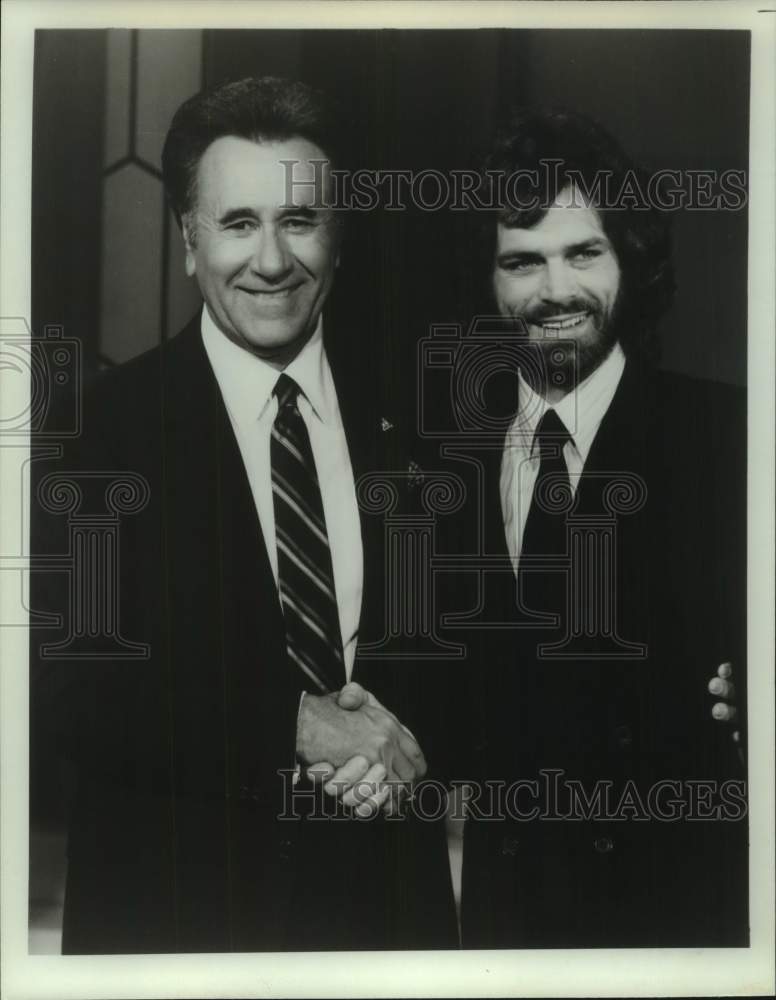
[380,417,394,432]
[408,460,425,488]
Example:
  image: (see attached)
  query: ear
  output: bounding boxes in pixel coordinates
[334,219,343,269]
[182,217,196,277]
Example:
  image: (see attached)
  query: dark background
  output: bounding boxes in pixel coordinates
[33,28,749,392]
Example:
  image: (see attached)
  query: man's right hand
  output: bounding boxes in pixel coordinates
[304,683,422,816]
[296,687,427,790]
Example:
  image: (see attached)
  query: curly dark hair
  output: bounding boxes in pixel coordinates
[473,108,675,361]
[162,75,344,228]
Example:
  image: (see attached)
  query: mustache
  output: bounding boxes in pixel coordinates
[522,298,600,324]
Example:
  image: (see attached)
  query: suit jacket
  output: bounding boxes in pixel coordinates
[30,313,457,953]
[457,358,748,948]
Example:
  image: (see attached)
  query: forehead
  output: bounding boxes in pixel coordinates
[496,195,607,255]
[195,135,332,211]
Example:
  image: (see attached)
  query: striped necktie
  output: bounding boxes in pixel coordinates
[271,373,345,693]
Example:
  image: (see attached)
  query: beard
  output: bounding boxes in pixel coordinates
[513,290,625,396]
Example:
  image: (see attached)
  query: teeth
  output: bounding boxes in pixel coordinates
[541,313,588,331]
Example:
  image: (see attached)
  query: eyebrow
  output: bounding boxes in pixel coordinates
[217,205,321,226]
[495,249,544,266]
[564,237,610,254]
[216,207,256,226]
[496,236,610,266]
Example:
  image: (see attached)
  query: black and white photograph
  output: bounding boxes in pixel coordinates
[1,1,774,997]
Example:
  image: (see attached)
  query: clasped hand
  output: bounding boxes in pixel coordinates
[707,660,744,763]
[296,682,425,817]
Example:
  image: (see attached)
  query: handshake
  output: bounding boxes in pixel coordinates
[296,682,427,818]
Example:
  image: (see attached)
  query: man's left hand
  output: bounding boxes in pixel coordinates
[306,683,414,816]
[707,661,744,764]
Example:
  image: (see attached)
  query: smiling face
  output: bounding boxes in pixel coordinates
[183,135,340,367]
[492,186,622,395]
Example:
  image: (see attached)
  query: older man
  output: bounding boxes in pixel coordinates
[456,109,748,948]
[31,76,456,953]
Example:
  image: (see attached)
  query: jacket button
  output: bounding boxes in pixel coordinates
[501,836,519,856]
[594,836,614,854]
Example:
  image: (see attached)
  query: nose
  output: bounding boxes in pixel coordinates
[250,226,292,281]
[539,259,576,305]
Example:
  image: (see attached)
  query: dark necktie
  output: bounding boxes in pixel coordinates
[271,373,345,693]
[518,408,572,621]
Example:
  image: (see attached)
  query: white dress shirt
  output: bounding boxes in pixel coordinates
[201,307,363,679]
[500,342,626,566]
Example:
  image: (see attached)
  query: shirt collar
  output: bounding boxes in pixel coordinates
[508,341,626,463]
[201,306,333,428]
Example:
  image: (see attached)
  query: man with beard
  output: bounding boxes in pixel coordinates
[455,109,748,948]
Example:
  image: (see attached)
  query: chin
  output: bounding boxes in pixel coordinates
[239,326,306,351]
[530,325,617,389]
[575,333,618,381]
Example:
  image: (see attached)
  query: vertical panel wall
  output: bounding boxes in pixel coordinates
[99,30,203,365]
[32,32,106,373]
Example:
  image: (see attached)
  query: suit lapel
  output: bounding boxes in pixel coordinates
[324,320,379,483]
[161,317,285,660]
[323,320,395,679]
[160,317,293,803]
[568,360,651,515]
[162,317,280,623]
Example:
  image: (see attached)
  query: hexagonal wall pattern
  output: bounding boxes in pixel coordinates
[136,31,203,172]
[104,30,132,168]
[100,164,164,365]
[100,29,203,363]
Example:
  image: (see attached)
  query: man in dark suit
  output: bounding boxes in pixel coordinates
[30,76,456,953]
[454,110,748,948]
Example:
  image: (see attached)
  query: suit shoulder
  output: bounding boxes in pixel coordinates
[73,321,203,465]
[85,344,161,403]
[654,369,745,414]
[84,322,201,417]
[651,369,745,444]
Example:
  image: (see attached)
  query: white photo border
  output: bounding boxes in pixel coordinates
[2,2,774,997]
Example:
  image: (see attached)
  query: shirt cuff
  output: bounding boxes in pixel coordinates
[293,691,307,785]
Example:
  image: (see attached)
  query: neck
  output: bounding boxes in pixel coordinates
[208,310,320,371]
[524,336,621,404]
[521,366,574,405]
[540,383,571,405]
